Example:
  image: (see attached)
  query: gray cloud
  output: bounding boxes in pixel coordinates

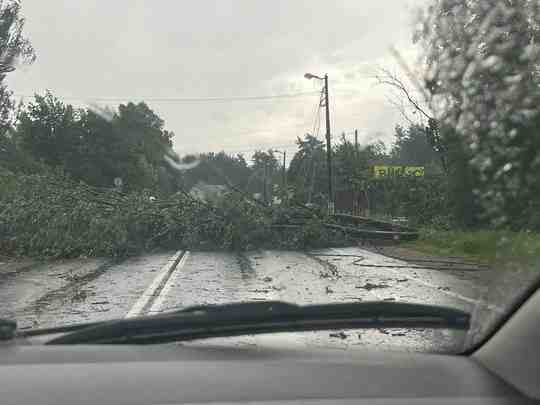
[8,0,423,156]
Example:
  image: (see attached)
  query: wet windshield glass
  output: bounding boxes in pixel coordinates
[1,0,539,352]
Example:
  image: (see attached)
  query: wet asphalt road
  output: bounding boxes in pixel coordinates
[0,247,493,352]
[0,252,173,329]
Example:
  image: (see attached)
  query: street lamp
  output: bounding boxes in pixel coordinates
[273,149,287,204]
[304,73,323,80]
[304,72,334,215]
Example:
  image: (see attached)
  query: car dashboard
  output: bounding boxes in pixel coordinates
[0,340,535,405]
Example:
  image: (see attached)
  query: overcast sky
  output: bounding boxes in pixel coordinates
[8,0,423,157]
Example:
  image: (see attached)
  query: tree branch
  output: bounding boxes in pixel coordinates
[376,68,434,122]
[384,94,416,126]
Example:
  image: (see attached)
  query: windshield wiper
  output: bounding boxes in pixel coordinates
[19,301,469,345]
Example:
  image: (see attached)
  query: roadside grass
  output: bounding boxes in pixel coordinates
[404,229,540,266]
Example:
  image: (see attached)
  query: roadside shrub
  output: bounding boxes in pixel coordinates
[368,175,452,227]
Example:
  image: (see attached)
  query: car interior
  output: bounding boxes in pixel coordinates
[0,285,539,405]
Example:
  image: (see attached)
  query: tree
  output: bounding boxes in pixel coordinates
[16,92,83,170]
[251,150,279,172]
[390,124,442,170]
[251,150,279,203]
[333,133,372,193]
[76,108,118,186]
[287,133,389,209]
[112,102,175,191]
[376,68,448,172]
[0,0,35,132]
[0,1,34,68]
[417,0,540,228]
[181,151,252,191]
[376,67,433,126]
[287,134,327,204]
[0,0,35,169]
[13,93,179,193]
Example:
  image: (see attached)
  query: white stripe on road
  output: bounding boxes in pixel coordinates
[125,250,186,318]
[146,251,191,315]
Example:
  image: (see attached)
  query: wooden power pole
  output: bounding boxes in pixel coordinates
[323,74,334,214]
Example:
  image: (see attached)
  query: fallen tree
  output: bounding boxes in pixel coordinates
[0,170,354,258]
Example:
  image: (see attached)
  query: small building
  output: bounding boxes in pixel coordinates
[189,182,228,204]
[335,189,370,216]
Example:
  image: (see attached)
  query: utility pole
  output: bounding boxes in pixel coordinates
[263,161,268,205]
[282,151,287,203]
[323,74,334,215]
[304,72,334,214]
[353,128,358,215]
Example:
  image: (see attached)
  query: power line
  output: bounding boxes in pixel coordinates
[307,101,323,203]
[291,88,324,203]
[210,144,297,154]
[12,91,320,104]
[310,88,324,137]
[185,143,300,156]
[298,93,321,180]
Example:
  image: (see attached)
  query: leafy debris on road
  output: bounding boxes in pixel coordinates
[355,282,389,290]
[311,255,341,279]
[329,331,348,339]
[71,289,90,302]
[379,328,408,337]
[1,171,357,258]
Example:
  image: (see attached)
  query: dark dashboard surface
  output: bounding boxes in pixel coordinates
[0,342,534,405]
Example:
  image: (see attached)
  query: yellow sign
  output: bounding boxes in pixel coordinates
[372,165,425,178]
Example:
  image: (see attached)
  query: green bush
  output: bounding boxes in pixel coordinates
[368,175,452,227]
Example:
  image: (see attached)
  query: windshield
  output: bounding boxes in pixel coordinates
[1,0,539,352]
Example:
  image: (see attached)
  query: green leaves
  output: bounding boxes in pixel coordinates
[13,93,176,193]
[418,0,540,230]
[0,172,351,258]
